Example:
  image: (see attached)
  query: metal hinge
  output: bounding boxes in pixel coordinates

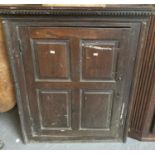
[18,39,22,55]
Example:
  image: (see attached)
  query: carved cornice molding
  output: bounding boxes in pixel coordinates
[0,7,153,16]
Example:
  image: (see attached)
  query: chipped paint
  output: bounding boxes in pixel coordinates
[83,45,112,51]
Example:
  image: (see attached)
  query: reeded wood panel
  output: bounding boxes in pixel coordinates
[37,89,71,130]
[80,90,113,130]
[129,16,155,141]
[31,39,70,81]
[81,40,118,81]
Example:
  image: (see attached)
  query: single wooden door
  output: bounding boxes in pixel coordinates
[14,25,139,142]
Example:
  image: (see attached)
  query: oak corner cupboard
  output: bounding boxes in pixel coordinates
[0,5,153,143]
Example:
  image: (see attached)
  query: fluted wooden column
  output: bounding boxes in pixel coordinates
[129,16,155,141]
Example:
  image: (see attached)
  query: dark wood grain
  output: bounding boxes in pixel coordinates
[82,41,117,80]
[38,90,71,129]
[2,12,146,143]
[81,90,113,129]
[20,26,132,140]
[32,39,70,80]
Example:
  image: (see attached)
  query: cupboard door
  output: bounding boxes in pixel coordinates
[14,25,139,142]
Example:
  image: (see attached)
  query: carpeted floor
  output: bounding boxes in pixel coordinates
[0,107,155,150]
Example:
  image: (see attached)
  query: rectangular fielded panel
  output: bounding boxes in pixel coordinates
[81,40,118,81]
[80,90,113,130]
[37,89,71,130]
[31,39,71,81]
